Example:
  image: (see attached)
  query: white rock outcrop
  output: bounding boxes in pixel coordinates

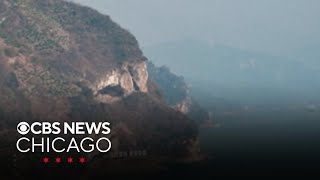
[92,60,148,103]
[174,96,192,114]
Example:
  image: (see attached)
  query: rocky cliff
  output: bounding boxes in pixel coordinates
[148,62,209,123]
[0,0,199,174]
[92,60,149,103]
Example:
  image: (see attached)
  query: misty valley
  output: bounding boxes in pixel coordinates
[145,39,320,177]
[0,0,319,179]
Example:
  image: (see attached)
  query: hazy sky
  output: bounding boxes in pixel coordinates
[72,0,320,56]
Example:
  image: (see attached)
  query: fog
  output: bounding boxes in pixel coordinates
[72,0,320,57]
[71,1,320,174]
[71,1,320,105]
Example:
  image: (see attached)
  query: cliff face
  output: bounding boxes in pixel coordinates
[148,62,209,123]
[92,61,149,103]
[0,0,153,121]
[0,0,198,164]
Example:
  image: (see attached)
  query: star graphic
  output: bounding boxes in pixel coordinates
[43,157,49,164]
[67,157,73,163]
[79,157,86,163]
[55,157,61,163]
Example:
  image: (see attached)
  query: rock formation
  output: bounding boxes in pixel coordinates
[0,0,200,171]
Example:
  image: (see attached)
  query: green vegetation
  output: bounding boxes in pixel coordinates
[4,48,16,57]
[28,69,79,97]
[10,0,23,6]
[148,62,188,105]
[0,24,21,48]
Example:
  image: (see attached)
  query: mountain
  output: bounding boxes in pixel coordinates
[144,39,320,105]
[0,0,199,177]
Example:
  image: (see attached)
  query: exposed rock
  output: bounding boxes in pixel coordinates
[0,0,198,169]
[174,96,193,114]
[148,62,209,123]
[127,61,149,92]
[92,60,148,103]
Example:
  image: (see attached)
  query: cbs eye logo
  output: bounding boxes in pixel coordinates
[17,122,30,135]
